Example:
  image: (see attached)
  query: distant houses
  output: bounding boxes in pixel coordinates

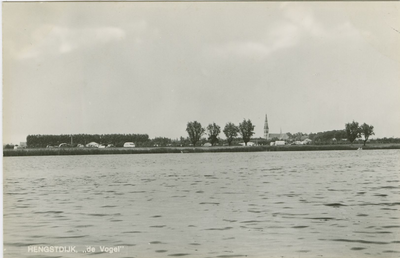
[238,142,255,146]
[8,142,28,149]
[86,142,100,148]
[263,113,315,145]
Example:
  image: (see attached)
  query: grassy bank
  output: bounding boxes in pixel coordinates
[3,144,400,157]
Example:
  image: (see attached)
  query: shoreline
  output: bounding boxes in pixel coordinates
[3,144,400,157]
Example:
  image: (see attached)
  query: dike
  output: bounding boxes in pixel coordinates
[3,144,400,157]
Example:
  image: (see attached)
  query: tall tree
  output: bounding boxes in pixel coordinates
[238,119,255,146]
[207,123,221,146]
[360,123,374,146]
[223,122,239,146]
[186,121,205,147]
[345,121,361,144]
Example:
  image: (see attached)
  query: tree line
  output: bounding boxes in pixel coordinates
[288,121,374,146]
[9,119,381,149]
[184,119,374,147]
[186,119,255,146]
[26,134,150,148]
[345,121,374,146]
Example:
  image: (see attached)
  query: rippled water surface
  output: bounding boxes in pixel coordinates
[3,150,400,258]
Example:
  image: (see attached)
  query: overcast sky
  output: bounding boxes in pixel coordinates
[3,2,400,144]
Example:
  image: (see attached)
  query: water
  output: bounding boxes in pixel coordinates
[3,150,400,258]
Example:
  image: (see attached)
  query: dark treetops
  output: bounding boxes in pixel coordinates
[238,119,255,146]
[223,122,239,146]
[186,121,205,147]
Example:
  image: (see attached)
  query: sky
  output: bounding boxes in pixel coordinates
[2,2,400,144]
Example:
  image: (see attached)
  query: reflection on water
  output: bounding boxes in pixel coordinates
[3,150,400,258]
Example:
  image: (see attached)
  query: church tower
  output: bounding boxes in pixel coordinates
[264,114,269,139]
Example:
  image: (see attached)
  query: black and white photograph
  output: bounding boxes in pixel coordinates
[2,1,400,258]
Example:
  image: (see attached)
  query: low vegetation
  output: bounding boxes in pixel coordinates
[4,143,400,157]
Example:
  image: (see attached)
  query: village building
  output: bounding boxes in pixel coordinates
[264,114,289,140]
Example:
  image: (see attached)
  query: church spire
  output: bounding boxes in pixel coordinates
[264,114,269,139]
